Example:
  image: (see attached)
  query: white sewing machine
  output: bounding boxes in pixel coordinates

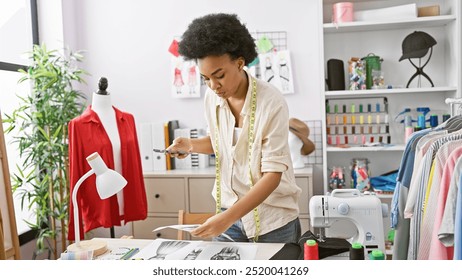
[309,189,386,257]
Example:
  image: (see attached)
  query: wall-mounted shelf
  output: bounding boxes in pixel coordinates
[324,15,456,33]
[325,87,457,98]
[326,144,406,152]
[320,0,461,196]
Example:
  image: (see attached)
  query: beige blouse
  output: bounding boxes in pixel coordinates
[204,70,301,238]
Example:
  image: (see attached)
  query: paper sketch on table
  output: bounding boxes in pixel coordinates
[133,239,258,260]
[153,224,235,242]
[134,239,200,260]
[195,243,258,260]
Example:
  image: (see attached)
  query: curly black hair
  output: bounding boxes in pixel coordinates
[178,13,257,66]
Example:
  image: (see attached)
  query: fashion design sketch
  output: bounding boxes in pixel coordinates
[148,241,189,260]
[132,239,258,260]
[171,56,201,98]
[259,50,294,94]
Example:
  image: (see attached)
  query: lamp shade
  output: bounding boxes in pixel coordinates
[86,152,127,199]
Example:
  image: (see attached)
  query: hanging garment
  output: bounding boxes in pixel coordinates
[407,131,462,259]
[428,147,462,259]
[67,106,147,241]
[438,156,462,256]
[454,173,462,259]
[418,139,462,259]
[391,128,435,259]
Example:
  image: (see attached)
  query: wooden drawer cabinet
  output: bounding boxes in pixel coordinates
[133,216,178,239]
[133,167,313,239]
[144,177,185,213]
[188,177,215,213]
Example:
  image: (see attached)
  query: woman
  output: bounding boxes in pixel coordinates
[168,13,301,243]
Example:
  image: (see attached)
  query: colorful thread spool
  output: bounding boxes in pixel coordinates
[349,242,365,260]
[369,249,385,260]
[304,239,319,260]
[429,114,438,127]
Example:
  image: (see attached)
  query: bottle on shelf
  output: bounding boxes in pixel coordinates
[350,158,371,192]
[328,166,346,191]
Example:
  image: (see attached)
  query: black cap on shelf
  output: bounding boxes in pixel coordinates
[399,31,437,61]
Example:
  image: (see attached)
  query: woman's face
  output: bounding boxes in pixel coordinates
[198,54,246,100]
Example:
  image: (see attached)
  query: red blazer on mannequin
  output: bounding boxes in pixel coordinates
[67,106,147,241]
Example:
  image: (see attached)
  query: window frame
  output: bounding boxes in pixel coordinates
[0,0,39,246]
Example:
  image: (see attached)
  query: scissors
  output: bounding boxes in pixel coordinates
[153,148,189,155]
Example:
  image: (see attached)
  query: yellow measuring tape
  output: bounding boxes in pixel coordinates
[214,78,261,241]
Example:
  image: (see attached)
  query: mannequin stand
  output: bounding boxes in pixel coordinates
[406,47,434,88]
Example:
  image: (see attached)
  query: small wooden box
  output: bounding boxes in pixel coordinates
[418,5,440,17]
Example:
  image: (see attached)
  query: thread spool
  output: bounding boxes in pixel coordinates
[349,242,365,260]
[417,114,426,128]
[369,249,385,260]
[304,239,319,260]
[404,115,412,127]
[429,114,438,127]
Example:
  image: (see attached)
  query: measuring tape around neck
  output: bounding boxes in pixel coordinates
[214,78,260,241]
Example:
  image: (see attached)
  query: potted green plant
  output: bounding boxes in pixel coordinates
[3,44,88,259]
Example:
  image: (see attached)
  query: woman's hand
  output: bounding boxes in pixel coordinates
[167,137,192,159]
[190,212,234,239]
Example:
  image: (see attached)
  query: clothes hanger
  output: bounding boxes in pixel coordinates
[442,98,462,132]
[444,115,462,132]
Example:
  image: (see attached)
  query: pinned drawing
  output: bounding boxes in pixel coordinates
[171,56,201,98]
[259,50,294,94]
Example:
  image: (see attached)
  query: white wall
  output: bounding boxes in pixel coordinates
[37,0,64,50]
[59,0,323,129]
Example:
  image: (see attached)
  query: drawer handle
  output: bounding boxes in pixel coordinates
[156,233,161,238]
[155,194,160,198]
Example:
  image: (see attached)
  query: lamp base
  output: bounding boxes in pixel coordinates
[67,239,108,257]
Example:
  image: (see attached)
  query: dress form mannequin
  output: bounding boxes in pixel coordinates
[90,77,126,232]
[288,131,305,169]
[67,77,147,241]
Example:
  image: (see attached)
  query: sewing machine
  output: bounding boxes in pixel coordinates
[309,189,386,257]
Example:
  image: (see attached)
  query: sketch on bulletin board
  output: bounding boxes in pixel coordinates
[171,56,201,98]
[259,50,294,94]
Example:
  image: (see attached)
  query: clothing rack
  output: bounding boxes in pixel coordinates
[445,98,462,117]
